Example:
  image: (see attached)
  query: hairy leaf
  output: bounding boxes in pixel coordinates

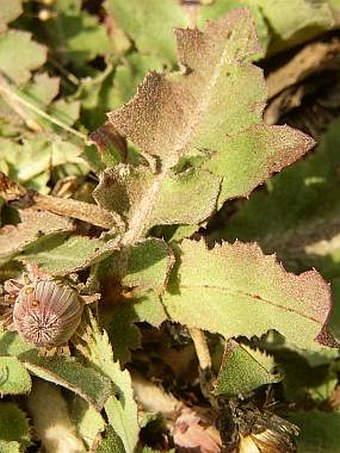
[0,356,32,395]
[162,240,336,350]
[20,235,115,275]
[0,402,31,449]
[0,210,73,265]
[215,339,280,396]
[0,331,112,410]
[214,118,340,278]
[104,293,167,364]
[108,238,175,294]
[94,163,221,234]
[84,313,139,452]
[97,426,125,453]
[112,53,164,109]
[107,8,314,218]
[24,356,111,411]
[103,301,141,365]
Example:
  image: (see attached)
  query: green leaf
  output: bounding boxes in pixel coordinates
[103,301,141,365]
[214,118,340,278]
[112,53,165,109]
[47,0,111,68]
[48,98,81,128]
[262,0,334,53]
[103,293,167,364]
[105,0,188,64]
[108,238,175,294]
[84,313,139,453]
[289,410,340,452]
[71,397,105,451]
[0,402,31,449]
[20,235,114,275]
[162,240,336,350]
[203,124,314,207]
[0,331,112,410]
[0,30,46,85]
[198,0,270,53]
[215,339,281,396]
[0,356,32,395]
[0,134,86,192]
[94,164,221,233]
[0,210,73,265]
[198,0,334,54]
[24,356,111,411]
[97,426,125,453]
[0,0,23,32]
[23,72,60,108]
[107,9,314,213]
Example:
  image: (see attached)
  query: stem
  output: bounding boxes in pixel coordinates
[189,327,212,371]
[31,193,117,230]
[189,327,215,405]
[0,172,120,231]
[0,76,88,143]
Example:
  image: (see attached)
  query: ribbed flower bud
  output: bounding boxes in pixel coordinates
[13,279,83,348]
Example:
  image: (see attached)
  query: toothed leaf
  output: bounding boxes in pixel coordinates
[215,339,281,396]
[162,240,336,350]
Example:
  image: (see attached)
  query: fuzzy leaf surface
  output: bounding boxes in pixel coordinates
[94,164,221,232]
[0,403,31,449]
[97,426,125,453]
[0,357,32,396]
[215,339,280,396]
[0,331,112,410]
[103,238,174,294]
[199,0,333,53]
[162,240,335,350]
[20,235,114,275]
[108,8,314,212]
[0,210,73,265]
[24,356,111,411]
[84,313,139,453]
[104,293,167,365]
[215,118,340,279]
